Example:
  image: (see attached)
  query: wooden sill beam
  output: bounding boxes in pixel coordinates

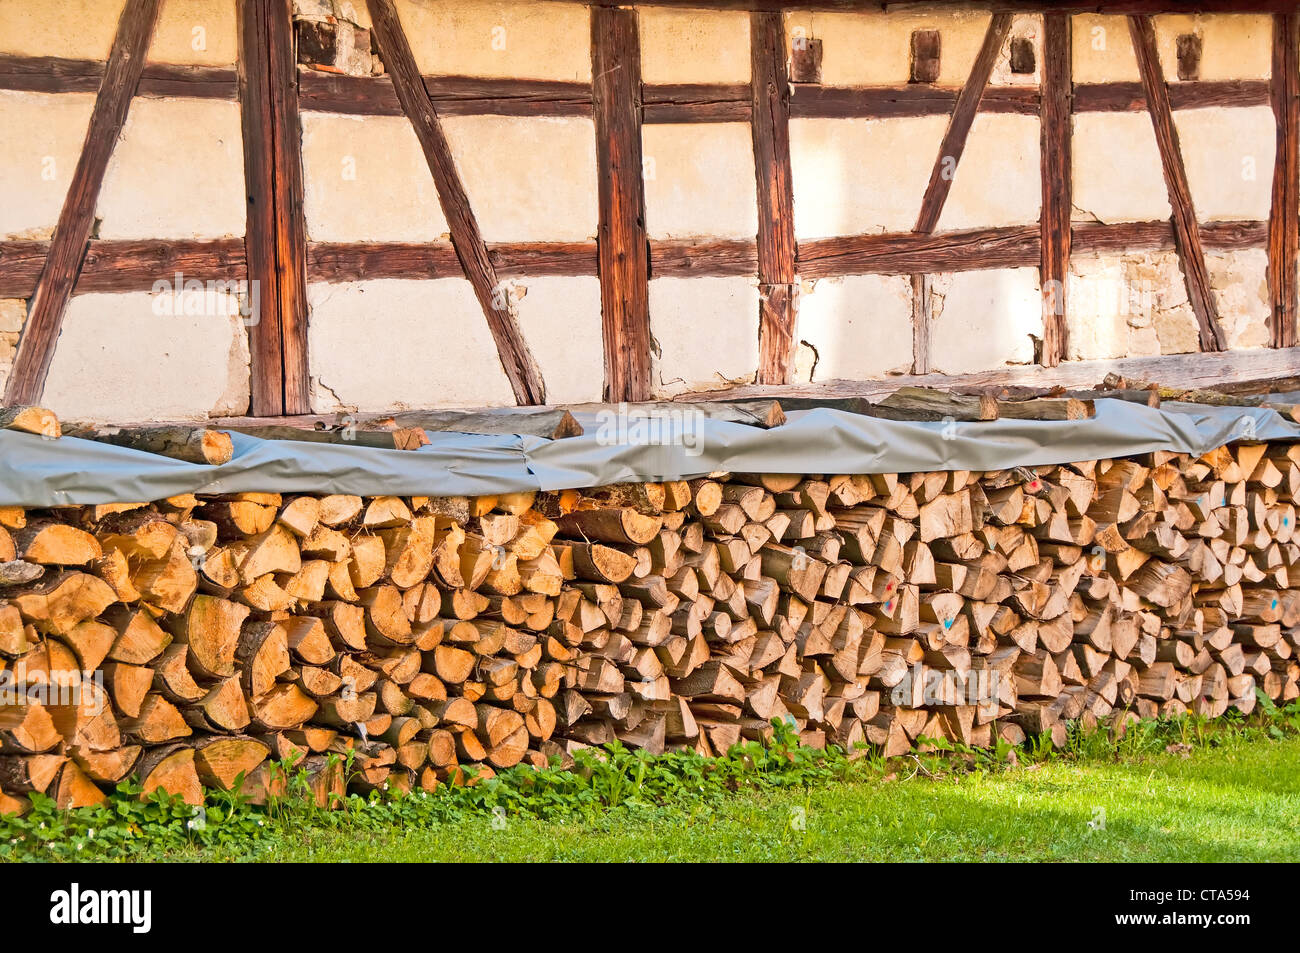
[3,0,160,407]
[674,348,1300,404]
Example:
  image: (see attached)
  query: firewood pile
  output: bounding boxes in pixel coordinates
[1,438,1299,813]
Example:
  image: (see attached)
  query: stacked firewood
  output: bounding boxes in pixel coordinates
[1,440,1298,812]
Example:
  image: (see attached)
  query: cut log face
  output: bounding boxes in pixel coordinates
[0,434,1296,810]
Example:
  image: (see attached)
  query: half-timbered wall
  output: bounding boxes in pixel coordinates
[0,0,1297,421]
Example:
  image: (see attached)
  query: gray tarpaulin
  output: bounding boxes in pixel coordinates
[1,399,1297,506]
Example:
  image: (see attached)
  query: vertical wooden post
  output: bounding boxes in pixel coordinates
[751,12,797,385]
[1269,12,1299,350]
[1039,12,1072,367]
[367,0,545,405]
[1129,14,1226,353]
[267,0,310,414]
[237,0,285,416]
[4,0,161,406]
[910,273,931,375]
[591,6,651,403]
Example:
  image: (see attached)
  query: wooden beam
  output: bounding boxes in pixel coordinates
[3,0,160,407]
[237,0,284,415]
[643,83,751,123]
[1128,14,1226,353]
[751,12,798,386]
[591,6,652,403]
[1039,12,1071,367]
[366,0,545,405]
[790,83,1035,118]
[1269,13,1299,349]
[266,0,310,414]
[2,221,1267,296]
[1074,79,1270,112]
[914,13,1013,234]
[675,347,1300,404]
[910,274,931,375]
[0,54,235,98]
[297,70,593,117]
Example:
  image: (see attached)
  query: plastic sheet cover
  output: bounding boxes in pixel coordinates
[0,399,1296,506]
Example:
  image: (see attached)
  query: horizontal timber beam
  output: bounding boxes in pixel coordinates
[0,221,1267,294]
[0,56,1271,119]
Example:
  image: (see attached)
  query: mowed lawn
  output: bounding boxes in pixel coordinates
[160,735,1300,863]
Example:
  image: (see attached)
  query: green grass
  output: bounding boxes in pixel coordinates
[165,735,1300,863]
[6,698,1299,862]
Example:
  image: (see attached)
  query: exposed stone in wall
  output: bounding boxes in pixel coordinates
[649,278,760,398]
[1072,13,1272,84]
[96,98,246,240]
[294,0,379,77]
[307,279,517,412]
[0,91,95,241]
[1208,248,1271,351]
[394,0,590,82]
[0,299,26,397]
[793,275,914,382]
[40,292,251,421]
[640,8,751,85]
[642,123,758,241]
[927,267,1042,375]
[1068,251,1196,359]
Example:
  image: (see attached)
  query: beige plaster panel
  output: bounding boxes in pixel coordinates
[937,113,1041,232]
[513,277,604,405]
[1174,106,1275,223]
[301,112,449,243]
[41,291,250,420]
[149,0,238,66]
[649,277,759,397]
[97,97,246,239]
[793,275,913,382]
[989,13,1042,87]
[307,279,517,411]
[443,115,598,243]
[1072,14,1272,84]
[927,268,1041,375]
[639,7,750,85]
[782,10,992,87]
[1072,111,1171,224]
[0,0,126,60]
[394,0,590,82]
[790,116,946,238]
[642,123,757,240]
[0,91,95,240]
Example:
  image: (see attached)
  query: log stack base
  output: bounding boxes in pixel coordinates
[2,440,1299,811]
